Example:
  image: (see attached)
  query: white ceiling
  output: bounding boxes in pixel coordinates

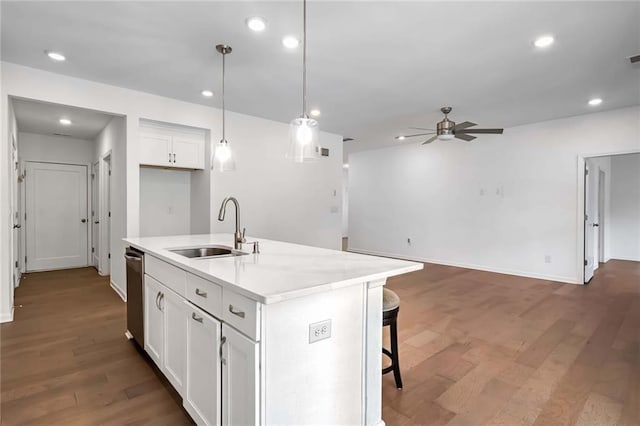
[12,98,115,140]
[2,1,639,160]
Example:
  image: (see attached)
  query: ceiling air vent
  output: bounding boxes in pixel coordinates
[342,137,354,142]
[630,54,640,64]
[52,133,72,137]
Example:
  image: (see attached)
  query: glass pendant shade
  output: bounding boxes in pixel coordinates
[288,116,319,162]
[212,139,236,171]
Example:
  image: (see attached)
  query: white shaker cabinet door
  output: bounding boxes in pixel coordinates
[172,136,204,169]
[163,288,188,395]
[222,324,259,426]
[139,133,172,167]
[144,275,164,367]
[184,302,221,426]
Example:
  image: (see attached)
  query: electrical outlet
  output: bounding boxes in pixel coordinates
[309,319,331,344]
[407,237,411,245]
[545,255,552,264]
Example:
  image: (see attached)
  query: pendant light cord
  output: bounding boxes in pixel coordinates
[222,50,226,142]
[302,0,307,118]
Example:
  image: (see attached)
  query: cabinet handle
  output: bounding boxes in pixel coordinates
[220,336,227,363]
[228,305,245,319]
[191,312,203,323]
[169,153,172,163]
[155,291,161,310]
[195,288,207,298]
[173,153,176,163]
[159,293,164,311]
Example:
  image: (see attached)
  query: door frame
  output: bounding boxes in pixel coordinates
[22,160,92,272]
[91,160,100,270]
[10,133,21,289]
[99,150,112,276]
[577,149,640,284]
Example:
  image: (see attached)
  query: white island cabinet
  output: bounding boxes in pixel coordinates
[125,234,422,426]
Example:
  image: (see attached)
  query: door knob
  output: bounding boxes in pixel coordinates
[94,221,100,224]
[13,224,21,229]
[81,219,87,223]
[593,223,599,227]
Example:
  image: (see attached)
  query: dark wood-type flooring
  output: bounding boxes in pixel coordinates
[2,260,639,425]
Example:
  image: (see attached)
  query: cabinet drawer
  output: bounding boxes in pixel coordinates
[145,255,186,297]
[186,272,222,319]
[223,289,261,341]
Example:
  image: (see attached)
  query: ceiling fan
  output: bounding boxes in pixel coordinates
[396,107,504,145]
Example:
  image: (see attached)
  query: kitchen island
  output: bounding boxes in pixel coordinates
[124,234,422,426]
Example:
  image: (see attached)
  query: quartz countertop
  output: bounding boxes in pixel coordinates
[124,234,423,304]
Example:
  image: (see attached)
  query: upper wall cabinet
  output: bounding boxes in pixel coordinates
[139,120,206,170]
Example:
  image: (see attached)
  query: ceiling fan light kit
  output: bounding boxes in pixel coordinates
[397,106,504,145]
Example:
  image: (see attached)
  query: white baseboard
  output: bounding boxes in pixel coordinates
[0,307,15,323]
[609,256,640,262]
[110,280,127,302]
[348,247,580,285]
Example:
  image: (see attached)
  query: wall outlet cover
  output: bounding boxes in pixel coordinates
[309,319,331,344]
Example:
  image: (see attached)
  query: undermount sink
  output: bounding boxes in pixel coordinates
[169,245,246,259]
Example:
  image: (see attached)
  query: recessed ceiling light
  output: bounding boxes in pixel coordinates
[201,90,214,97]
[396,135,406,140]
[59,118,72,125]
[534,35,554,48]
[246,17,267,32]
[588,98,603,106]
[309,109,321,117]
[46,50,66,61]
[282,36,300,49]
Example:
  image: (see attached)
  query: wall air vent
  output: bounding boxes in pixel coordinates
[342,137,354,142]
[52,133,72,137]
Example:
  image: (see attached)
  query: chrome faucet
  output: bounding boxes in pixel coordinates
[218,197,245,250]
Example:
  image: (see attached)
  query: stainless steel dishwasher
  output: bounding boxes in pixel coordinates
[125,247,144,347]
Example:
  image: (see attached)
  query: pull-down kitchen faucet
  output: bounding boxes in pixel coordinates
[218,197,245,250]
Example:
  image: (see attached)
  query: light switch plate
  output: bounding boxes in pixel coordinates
[309,319,331,344]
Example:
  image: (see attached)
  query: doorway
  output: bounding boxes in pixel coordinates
[25,161,89,271]
[101,153,112,275]
[91,161,100,269]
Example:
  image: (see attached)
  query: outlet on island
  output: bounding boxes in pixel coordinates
[309,319,331,344]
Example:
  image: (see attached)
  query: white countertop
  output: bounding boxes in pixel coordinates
[124,234,423,304]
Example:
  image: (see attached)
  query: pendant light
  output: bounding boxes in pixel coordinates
[212,44,236,172]
[288,0,319,162]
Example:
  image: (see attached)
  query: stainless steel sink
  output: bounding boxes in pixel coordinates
[169,245,246,259]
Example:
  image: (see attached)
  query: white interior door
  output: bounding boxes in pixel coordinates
[584,163,596,282]
[11,135,21,288]
[91,162,100,269]
[25,162,88,271]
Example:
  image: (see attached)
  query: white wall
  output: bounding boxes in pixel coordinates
[19,132,95,164]
[610,153,640,261]
[211,113,343,250]
[342,168,349,237]
[349,107,640,284]
[93,116,126,294]
[1,62,343,320]
[139,168,191,237]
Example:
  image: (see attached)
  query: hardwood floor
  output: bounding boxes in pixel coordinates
[2,261,638,425]
[382,260,640,425]
[0,268,193,425]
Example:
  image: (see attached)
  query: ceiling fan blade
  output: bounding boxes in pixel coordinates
[455,133,476,142]
[421,135,438,145]
[397,132,436,139]
[452,121,477,131]
[459,128,504,134]
[409,127,435,131]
